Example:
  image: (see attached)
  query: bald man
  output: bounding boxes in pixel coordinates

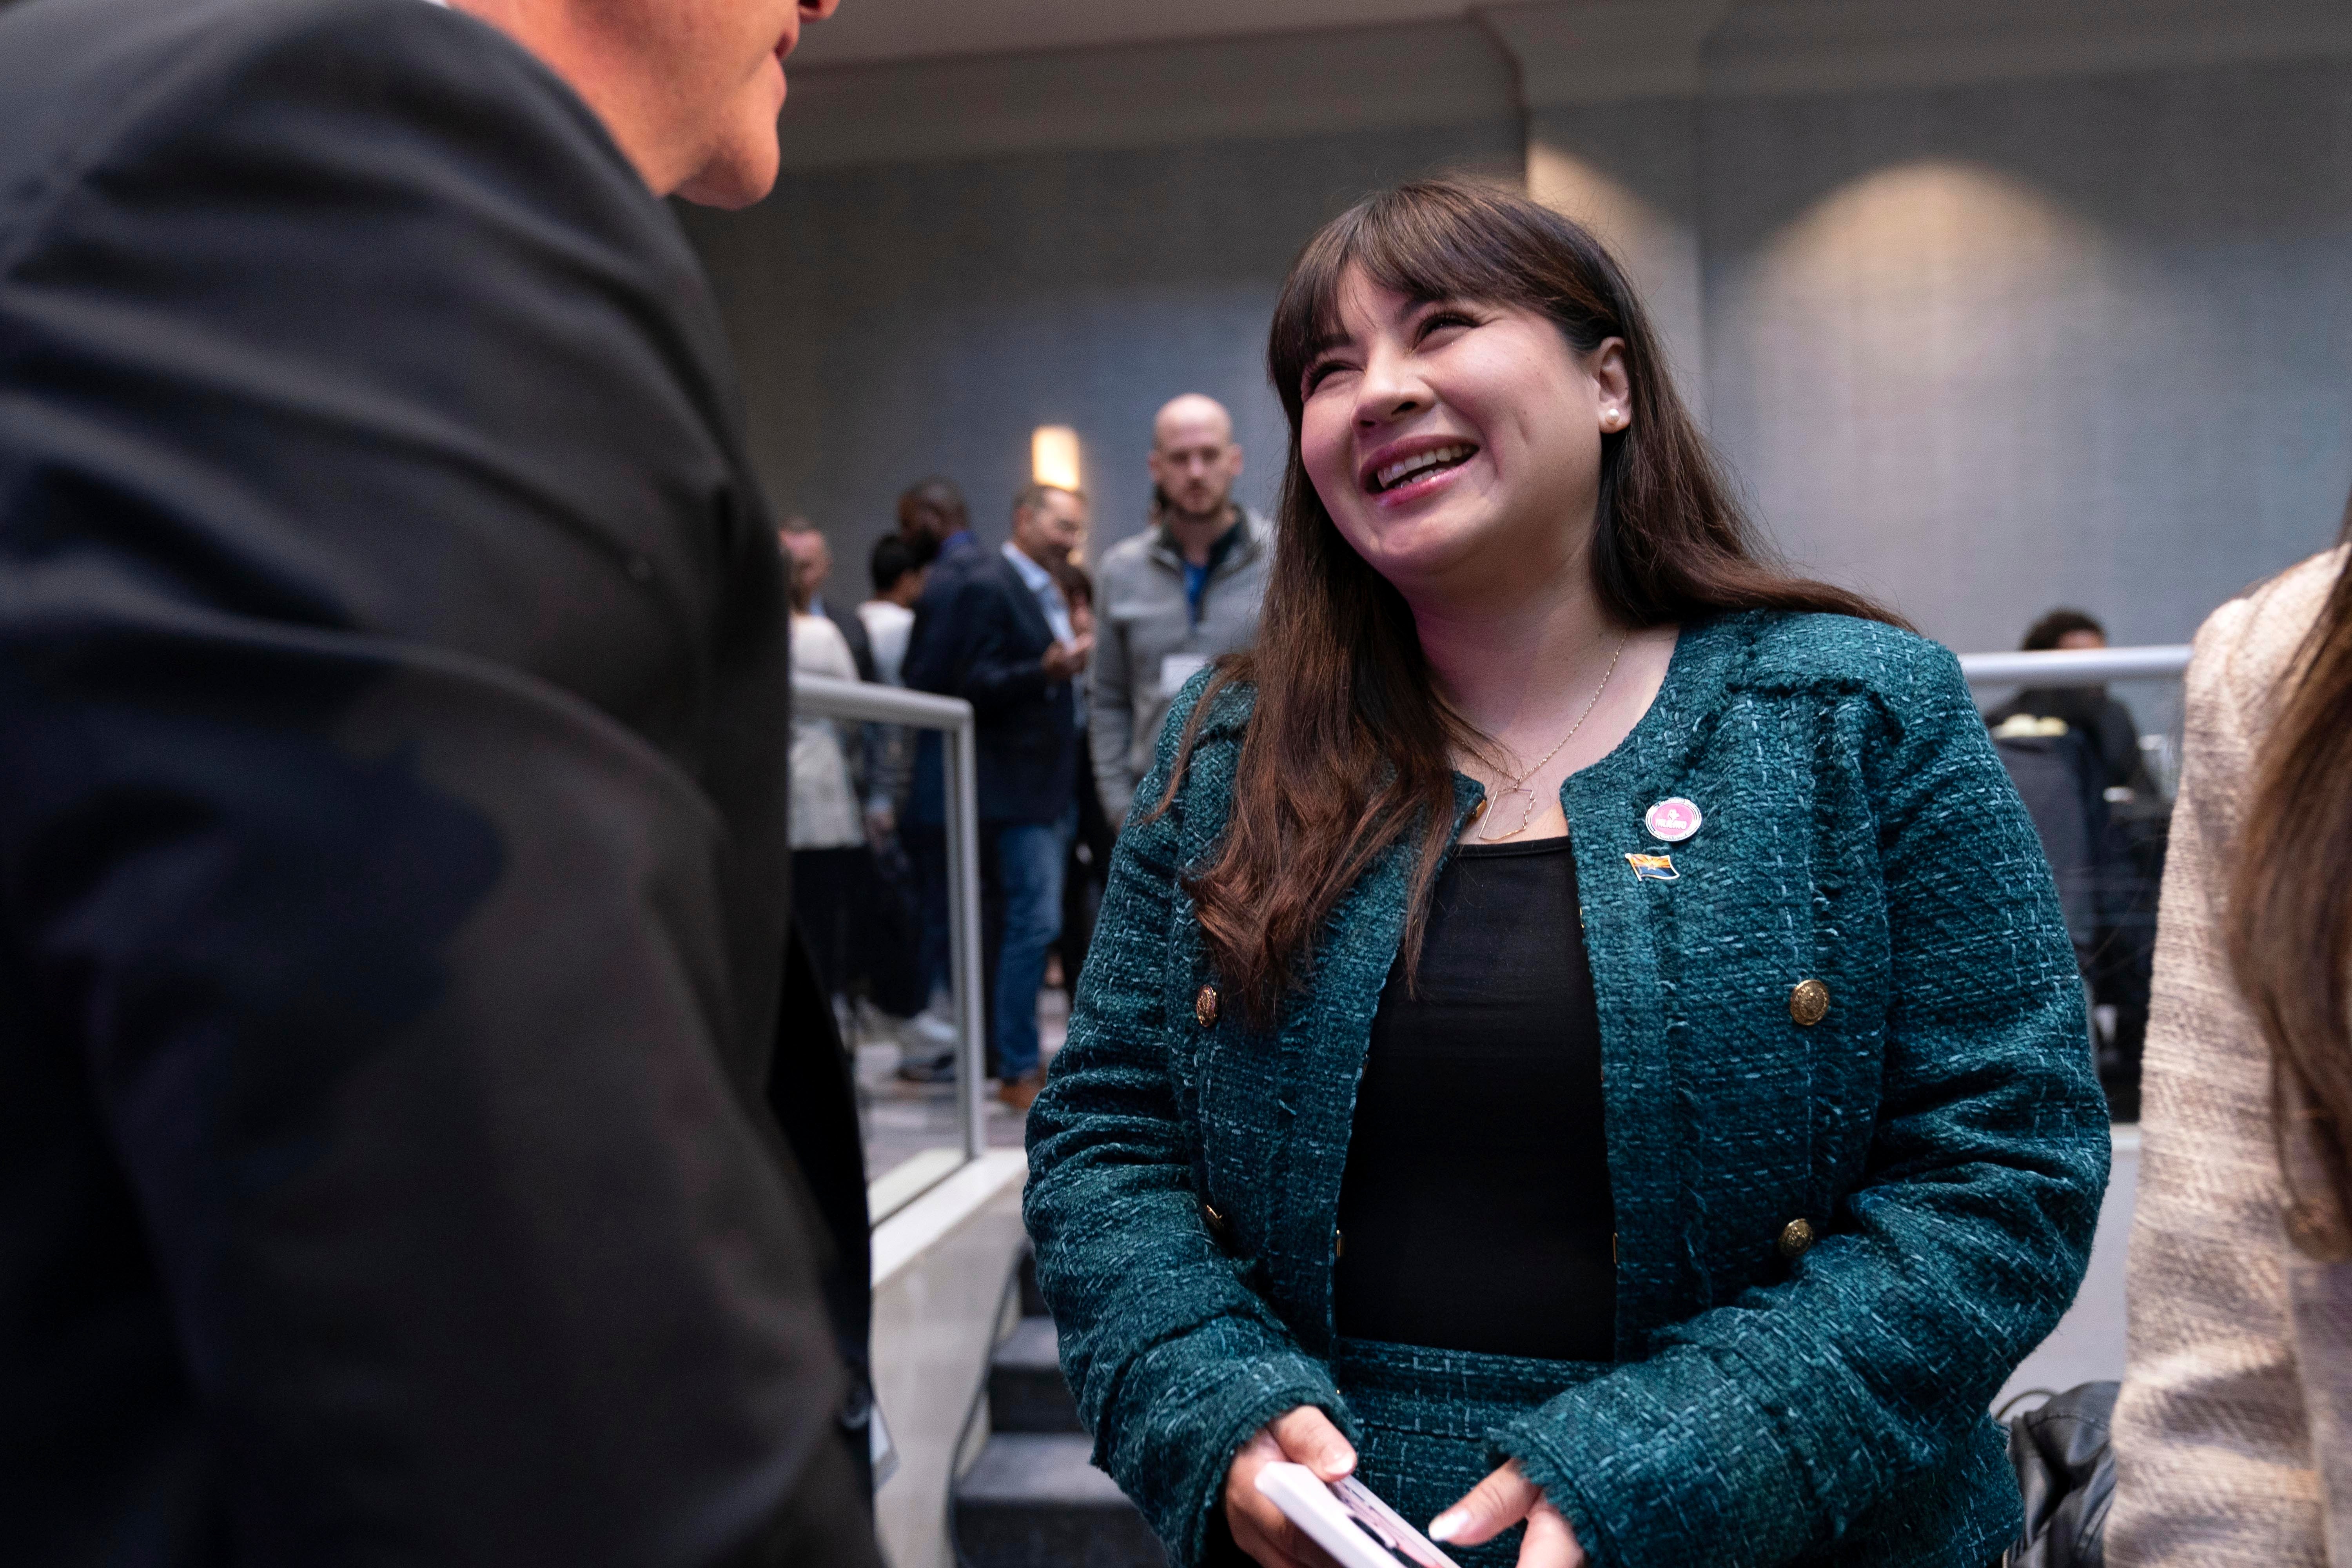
[1089,395,1273,822]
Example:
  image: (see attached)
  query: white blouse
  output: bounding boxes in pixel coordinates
[788,614,864,850]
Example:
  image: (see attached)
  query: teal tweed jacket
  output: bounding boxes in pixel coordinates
[1024,611,2110,1568]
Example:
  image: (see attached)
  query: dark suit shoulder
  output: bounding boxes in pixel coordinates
[1,0,637,241]
[0,0,760,726]
[0,0,711,373]
[950,554,1030,616]
[970,551,1023,588]
[951,555,1013,599]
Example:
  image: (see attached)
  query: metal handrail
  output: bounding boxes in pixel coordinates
[798,645,2192,1199]
[1957,644,2191,687]
[793,674,988,1194]
[794,674,976,730]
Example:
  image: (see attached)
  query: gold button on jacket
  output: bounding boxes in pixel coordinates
[1778,1218,1817,1259]
[1194,984,1219,1027]
[1789,978,1830,1026]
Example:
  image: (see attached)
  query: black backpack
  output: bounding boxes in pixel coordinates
[2006,1381,2116,1567]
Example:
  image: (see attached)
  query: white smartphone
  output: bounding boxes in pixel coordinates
[1254,1463,1464,1568]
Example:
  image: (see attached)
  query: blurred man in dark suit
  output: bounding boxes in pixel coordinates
[906,486,1092,1111]
[894,475,985,1075]
[0,0,881,1562]
[1983,608,2158,798]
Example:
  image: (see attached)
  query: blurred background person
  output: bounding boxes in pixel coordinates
[1987,606,2169,1118]
[2110,508,2352,1564]
[782,515,877,681]
[860,532,933,692]
[899,475,985,1070]
[858,531,934,848]
[853,533,935,1025]
[1051,558,1116,1003]
[907,484,1091,1109]
[1985,608,2158,799]
[1091,394,1273,824]
[0,0,882,1558]
[898,475,974,564]
[788,550,870,1019]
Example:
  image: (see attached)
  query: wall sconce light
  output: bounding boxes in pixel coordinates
[1032,425,1081,491]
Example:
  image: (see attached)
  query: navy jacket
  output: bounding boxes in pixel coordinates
[0,0,878,1561]
[909,549,1081,825]
[1027,613,2110,1568]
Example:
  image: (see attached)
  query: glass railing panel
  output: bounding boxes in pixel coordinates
[1961,645,2189,1125]
[791,674,987,1225]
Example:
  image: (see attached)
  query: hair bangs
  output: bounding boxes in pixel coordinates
[1269,181,1546,424]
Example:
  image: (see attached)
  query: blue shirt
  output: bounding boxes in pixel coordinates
[1165,516,1245,627]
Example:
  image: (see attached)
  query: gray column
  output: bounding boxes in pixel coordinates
[1480,1,1734,413]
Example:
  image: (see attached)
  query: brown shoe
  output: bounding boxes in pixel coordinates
[996,1069,1045,1113]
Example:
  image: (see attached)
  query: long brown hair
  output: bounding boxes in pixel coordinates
[2230,495,2352,1224]
[1160,178,1904,1024]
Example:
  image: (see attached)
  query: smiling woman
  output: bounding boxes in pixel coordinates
[1210,180,1906,1017]
[1024,179,2109,1568]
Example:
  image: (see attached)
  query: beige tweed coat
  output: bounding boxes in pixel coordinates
[2111,545,2352,1566]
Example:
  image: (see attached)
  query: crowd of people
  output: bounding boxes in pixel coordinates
[8,0,2352,1562]
[783,394,1273,1111]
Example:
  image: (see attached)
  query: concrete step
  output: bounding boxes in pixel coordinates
[990,1316,1082,1434]
[954,1432,1164,1568]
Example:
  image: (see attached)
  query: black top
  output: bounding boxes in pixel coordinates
[1334,836,1615,1363]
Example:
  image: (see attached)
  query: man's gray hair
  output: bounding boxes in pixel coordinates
[1013,481,1085,519]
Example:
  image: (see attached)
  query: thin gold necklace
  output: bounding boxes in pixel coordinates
[1472,631,1630,842]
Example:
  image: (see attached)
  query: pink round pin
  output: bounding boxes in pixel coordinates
[1644,797,1702,842]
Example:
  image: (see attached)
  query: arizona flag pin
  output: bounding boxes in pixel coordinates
[1644,797,1702,842]
[1626,852,1679,883]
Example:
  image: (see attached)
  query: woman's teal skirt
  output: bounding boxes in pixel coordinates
[1332,1338,1608,1568]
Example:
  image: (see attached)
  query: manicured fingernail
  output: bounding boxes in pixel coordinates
[1428,1513,1465,1542]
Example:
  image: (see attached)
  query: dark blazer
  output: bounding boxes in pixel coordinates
[1028,613,2109,1568]
[0,0,877,1562]
[900,533,983,828]
[910,549,1081,825]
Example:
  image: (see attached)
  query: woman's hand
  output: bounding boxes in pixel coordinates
[1429,1461,1585,1568]
[1223,1406,1358,1568]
